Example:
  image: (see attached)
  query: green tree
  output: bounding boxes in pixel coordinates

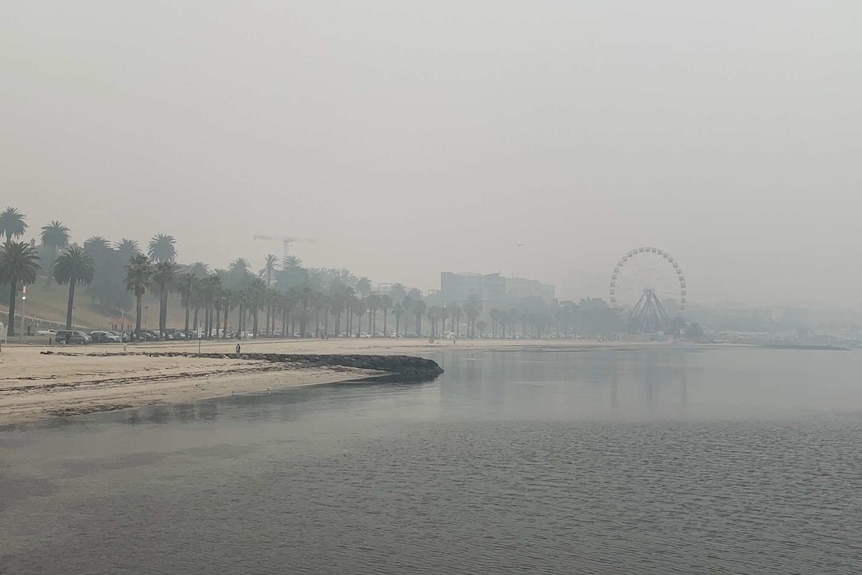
[40,220,71,281]
[0,207,27,240]
[148,234,177,263]
[125,254,153,339]
[151,261,177,338]
[53,246,96,329]
[0,241,40,336]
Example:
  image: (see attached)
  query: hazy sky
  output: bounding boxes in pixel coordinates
[2,1,859,308]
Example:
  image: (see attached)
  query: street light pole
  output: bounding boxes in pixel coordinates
[20,285,26,343]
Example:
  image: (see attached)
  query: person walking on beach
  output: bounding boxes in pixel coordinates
[235,343,241,355]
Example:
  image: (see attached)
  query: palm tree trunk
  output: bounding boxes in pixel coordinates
[383,311,388,336]
[7,281,17,337]
[265,305,271,336]
[135,293,143,339]
[184,302,190,334]
[65,280,75,329]
[193,306,199,331]
[159,288,168,338]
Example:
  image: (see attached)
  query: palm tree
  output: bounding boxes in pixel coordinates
[40,221,71,281]
[380,294,392,336]
[0,207,27,240]
[0,241,40,336]
[115,238,140,262]
[83,236,111,254]
[187,261,209,278]
[260,254,279,286]
[356,276,372,298]
[282,255,303,269]
[477,320,488,338]
[175,272,195,334]
[489,308,501,338]
[367,293,380,335]
[150,261,177,339]
[124,254,153,339]
[413,300,426,336]
[464,294,482,338]
[448,302,463,337]
[393,302,405,338]
[53,246,96,329]
[148,234,177,263]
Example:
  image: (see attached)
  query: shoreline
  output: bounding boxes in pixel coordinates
[1,338,849,427]
[0,342,447,427]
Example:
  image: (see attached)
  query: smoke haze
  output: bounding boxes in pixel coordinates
[2,1,859,307]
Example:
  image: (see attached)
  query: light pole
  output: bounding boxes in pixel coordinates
[19,285,26,343]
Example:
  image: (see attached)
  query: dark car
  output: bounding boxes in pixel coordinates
[90,330,121,343]
[55,330,92,344]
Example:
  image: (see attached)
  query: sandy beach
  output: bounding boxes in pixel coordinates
[0,337,650,426]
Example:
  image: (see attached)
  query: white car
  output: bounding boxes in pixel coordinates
[37,328,56,336]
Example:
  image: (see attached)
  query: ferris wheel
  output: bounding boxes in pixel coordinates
[610,247,686,332]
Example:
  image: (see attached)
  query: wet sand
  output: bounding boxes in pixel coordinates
[0,337,656,426]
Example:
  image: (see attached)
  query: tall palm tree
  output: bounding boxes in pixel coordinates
[187,261,209,278]
[356,276,372,298]
[260,254,279,285]
[230,258,251,275]
[393,302,405,338]
[0,241,40,336]
[282,255,303,269]
[83,236,111,254]
[148,234,177,263]
[175,272,195,334]
[40,220,71,281]
[0,207,27,240]
[115,238,140,262]
[380,294,392,336]
[464,295,482,338]
[150,261,177,339]
[53,246,96,329]
[413,300,427,337]
[124,254,153,339]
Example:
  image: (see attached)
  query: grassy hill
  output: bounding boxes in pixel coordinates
[2,277,188,332]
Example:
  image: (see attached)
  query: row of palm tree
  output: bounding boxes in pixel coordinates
[2,206,592,340]
[0,240,96,336]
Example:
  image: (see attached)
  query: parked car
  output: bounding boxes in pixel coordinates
[90,330,121,343]
[37,328,56,336]
[55,330,92,344]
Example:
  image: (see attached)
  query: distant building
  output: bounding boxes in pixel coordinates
[439,272,554,307]
[505,277,555,304]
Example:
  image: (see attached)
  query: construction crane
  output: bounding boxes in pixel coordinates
[253,235,315,260]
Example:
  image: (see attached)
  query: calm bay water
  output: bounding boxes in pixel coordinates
[2,346,862,574]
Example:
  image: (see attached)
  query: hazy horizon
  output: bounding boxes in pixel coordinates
[3,1,859,309]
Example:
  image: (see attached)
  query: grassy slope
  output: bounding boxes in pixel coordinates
[2,277,188,331]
